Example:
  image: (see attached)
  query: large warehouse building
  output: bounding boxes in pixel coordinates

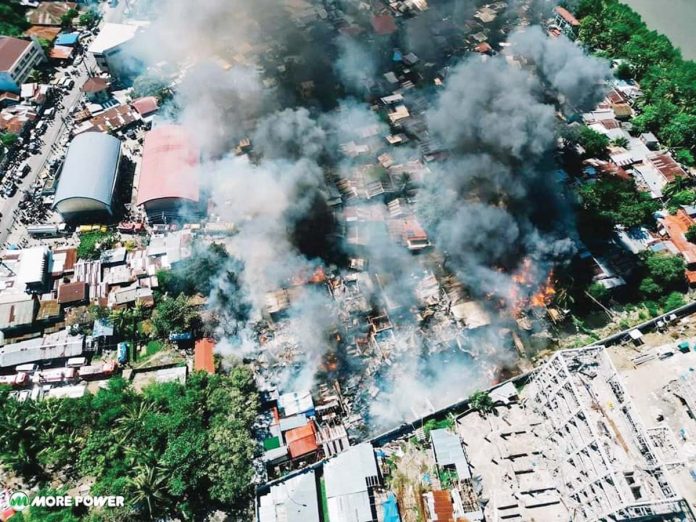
[53,133,122,221]
[136,125,200,222]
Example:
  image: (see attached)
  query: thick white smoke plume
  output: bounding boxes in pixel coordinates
[124,0,609,429]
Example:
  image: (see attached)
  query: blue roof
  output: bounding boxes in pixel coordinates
[54,133,121,213]
[56,32,79,46]
[382,493,401,522]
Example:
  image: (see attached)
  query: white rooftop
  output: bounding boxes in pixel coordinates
[324,443,379,522]
[88,23,139,54]
[258,470,320,522]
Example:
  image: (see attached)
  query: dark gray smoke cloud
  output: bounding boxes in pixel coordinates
[509,26,612,110]
[122,0,609,427]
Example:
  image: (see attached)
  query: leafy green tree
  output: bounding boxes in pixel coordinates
[79,10,100,27]
[576,126,609,157]
[622,30,679,77]
[0,4,30,36]
[662,291,686,311]
[663,177,692,200]
[686,225,696,244]
[639,252,686,298]
[661,112,696,149]
[638,277,661,298]
[615,61,632,80]
[157,243,230,296]
[610,136,629,148]
[675,149,695,167]
[468,390,493,414]
[588,282,610,302]
[0,132,18,147]
[152,294,200,338]
[577,178,659,230]
[667,189,696,207]
[61,8,79,27]
[632,100,678,134]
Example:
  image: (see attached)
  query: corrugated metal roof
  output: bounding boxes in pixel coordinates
[431,428,471,480]
[324,443,378,522]
[136,125,199,207]
[54,132,121,213]
[285,421,318,459]
[0,330,84,367]
[194,338,215,374]
[258,470,320,522]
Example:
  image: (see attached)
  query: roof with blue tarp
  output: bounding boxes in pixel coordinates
[55,32,79,46]
[93,318,114,338]
[382,493,400,522]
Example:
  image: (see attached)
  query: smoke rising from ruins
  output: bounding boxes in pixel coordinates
[127,0,610,429]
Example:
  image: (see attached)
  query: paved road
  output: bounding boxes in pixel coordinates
[0,56,93,247]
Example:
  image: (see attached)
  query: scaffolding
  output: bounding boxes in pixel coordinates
[525,346,695,522]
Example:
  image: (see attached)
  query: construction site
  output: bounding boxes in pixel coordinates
[257,322,696,521]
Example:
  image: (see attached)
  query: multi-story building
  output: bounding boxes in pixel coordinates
[0,37,46,94]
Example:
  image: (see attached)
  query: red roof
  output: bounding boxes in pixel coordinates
[49,45,73,61]
[372,14,397,35]
[131,96,158,116]
[0,37,32,72]
[428,490,455,521]
[194,338,215,374]
[650,152,687,182]
[662,210,696,266]
[285,421,318,459]
[57,281,88,304]
[136,125,199,206]
[554,6,580,26]
[81,77,109,93]
[474,42,493,54]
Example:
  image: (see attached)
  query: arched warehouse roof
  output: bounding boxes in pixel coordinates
[136,125,199,207]
[53,132,121,217]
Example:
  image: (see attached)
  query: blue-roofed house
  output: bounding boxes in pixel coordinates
[55,32,80,47]
[53,133,121,221]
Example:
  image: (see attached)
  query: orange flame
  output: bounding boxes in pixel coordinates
[509,258,556,316]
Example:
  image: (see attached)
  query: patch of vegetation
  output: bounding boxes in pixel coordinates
[0,3,30,37]
[76,231,117,260]
[577,177,659,233]
[423,416,454,437]
[0,369,259,520]
[468,390,493,414]
[152,294,201,339]
[576,0,696,163]
[145,340,164,358]
[0,132,19,148]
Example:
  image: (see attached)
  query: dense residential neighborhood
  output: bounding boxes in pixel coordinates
[0,0,695,520]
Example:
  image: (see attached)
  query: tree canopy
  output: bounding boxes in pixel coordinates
[577,177,659,231]
[0,368,259,520]
[151,294,200,338]
[576,0,696,161]
[638,252,686,298]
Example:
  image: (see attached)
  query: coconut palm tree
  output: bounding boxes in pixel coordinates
[126,463,171,519]
[115,401,153,444]
[0,400,41,477]
[468,390,494,415]
[663,176,692,200]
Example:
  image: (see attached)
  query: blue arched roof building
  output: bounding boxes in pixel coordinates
[53,132,121,220]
